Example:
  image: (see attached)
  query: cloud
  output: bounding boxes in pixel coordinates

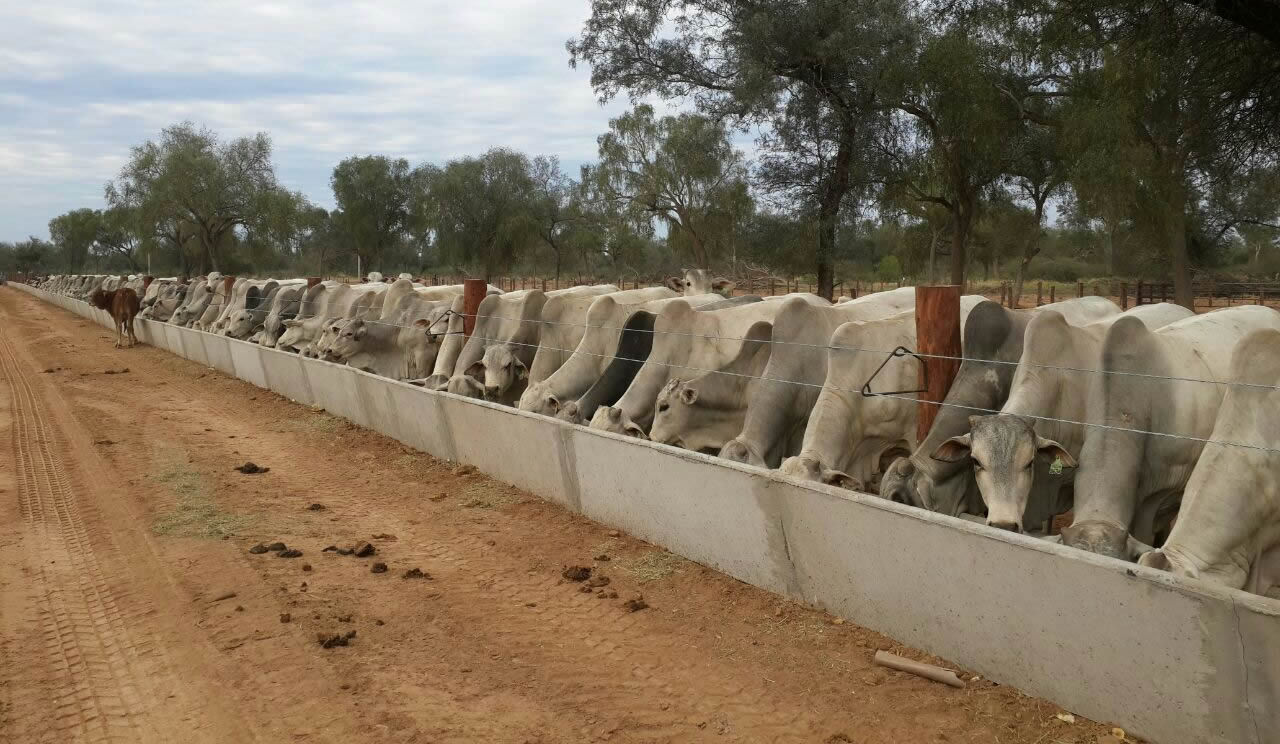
[0,0,644,240]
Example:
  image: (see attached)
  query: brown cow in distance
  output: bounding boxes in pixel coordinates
[90,288,141,348]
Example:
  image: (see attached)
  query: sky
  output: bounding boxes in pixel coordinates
[0,0,647,242]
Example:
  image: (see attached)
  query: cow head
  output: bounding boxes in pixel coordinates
[589,406,647,439]
[932,415,1075,532]
[464,345,527,400]
[650,379,739,454]
[1061,520,1152,560]
[326,318,369,362]
[276,318,307,352]
[779,453,863,491]
[517,381,562,416]
[666,269,735,297]
[224,309,256,339]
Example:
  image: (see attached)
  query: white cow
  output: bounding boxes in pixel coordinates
[1058,305,1280,559]
[718,287,919,468]
[1138,328,1280,598]
[588,294,827,437]
[666,269,735,297]
[878,297,1121,516]
[930,303,1192,532]
[779,296,987,491]
[519,289,716,416]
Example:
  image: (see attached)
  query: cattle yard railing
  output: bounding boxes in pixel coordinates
[16,281,1280,744]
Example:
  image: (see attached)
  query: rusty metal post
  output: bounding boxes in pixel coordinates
[462,279,486,338]
[1120,282,1128,310]
[916,285,963,444]
[307,276,321,288]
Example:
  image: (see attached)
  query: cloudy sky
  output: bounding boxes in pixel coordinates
[0,0,648,241]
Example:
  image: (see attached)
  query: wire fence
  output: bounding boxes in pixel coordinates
[35,277,1280,457]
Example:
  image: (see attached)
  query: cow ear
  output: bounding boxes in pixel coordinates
[623,422,648,439]
[665,276,683,292]
[679,386,698,405]
[711,278,736,293]
[514,358,527,380]
[465,360,486,379]
[606,407,622,422]
[545,395,560,413]
[821,469,862,491]
[283,319,301,328]
[930,434,972,463]
[1035,435,1077,468]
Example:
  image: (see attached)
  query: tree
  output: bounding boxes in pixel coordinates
[48,208,99,272]
[330,155,413,275]
[569,0,912,298]
[589,105,751,270]
[93,205,146,271]
[528,156,577,280]
[429,148,539,281]
[105,122,286,274]
[1005,124,1066,303]
[882,22,1028,286]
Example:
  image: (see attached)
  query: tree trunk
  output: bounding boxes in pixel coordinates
[927,229,939,285]
[1168,197,1193,310]
[949,207,972,287]
[815,124,856,301]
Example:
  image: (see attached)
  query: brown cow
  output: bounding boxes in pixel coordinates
[90,288,141,348]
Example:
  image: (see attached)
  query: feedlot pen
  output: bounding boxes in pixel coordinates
[9,282,1280,744]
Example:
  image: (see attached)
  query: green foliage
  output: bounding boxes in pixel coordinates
[330,155,413,274]
[48,208,99,272]
[591,105,751,269]
[428,148,540,280]
[875,254,902,282]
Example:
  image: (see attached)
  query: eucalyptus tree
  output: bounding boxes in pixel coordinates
[429,148,539,281]
[105,122,285,274]
[47,208,98,272]
[330,155,413,275]
[589,105,751,270]
[569,0,913,297]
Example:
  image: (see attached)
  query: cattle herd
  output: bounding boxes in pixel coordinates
[28,270,1280,599]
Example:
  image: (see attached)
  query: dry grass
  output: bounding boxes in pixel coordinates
[151,463,253,539]
[620,549,686,583]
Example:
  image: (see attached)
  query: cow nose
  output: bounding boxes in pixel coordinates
[484,385,499,397]
[989,520,1022,533]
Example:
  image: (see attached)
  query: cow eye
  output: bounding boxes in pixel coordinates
[658,403,669,413]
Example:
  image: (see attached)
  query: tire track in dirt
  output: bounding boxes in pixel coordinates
[0,320,228,743]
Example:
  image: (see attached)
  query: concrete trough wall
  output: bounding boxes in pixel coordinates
[12,283,1279,744]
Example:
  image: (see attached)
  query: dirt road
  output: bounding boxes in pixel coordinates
[0,286,1128,743]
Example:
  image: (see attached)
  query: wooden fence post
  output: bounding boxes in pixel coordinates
[463,279,486,338]
[1036,281,1043,307]
[1120,282,1128,310]
[769,279,776,296]
[1136,280,1144,306]
[916,285,963,443]
[1078,281,1083,298]
[1161,283,1169,304]
[1049,285,1055,304]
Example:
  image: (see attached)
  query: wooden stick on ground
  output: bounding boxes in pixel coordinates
[874,650,966,688]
